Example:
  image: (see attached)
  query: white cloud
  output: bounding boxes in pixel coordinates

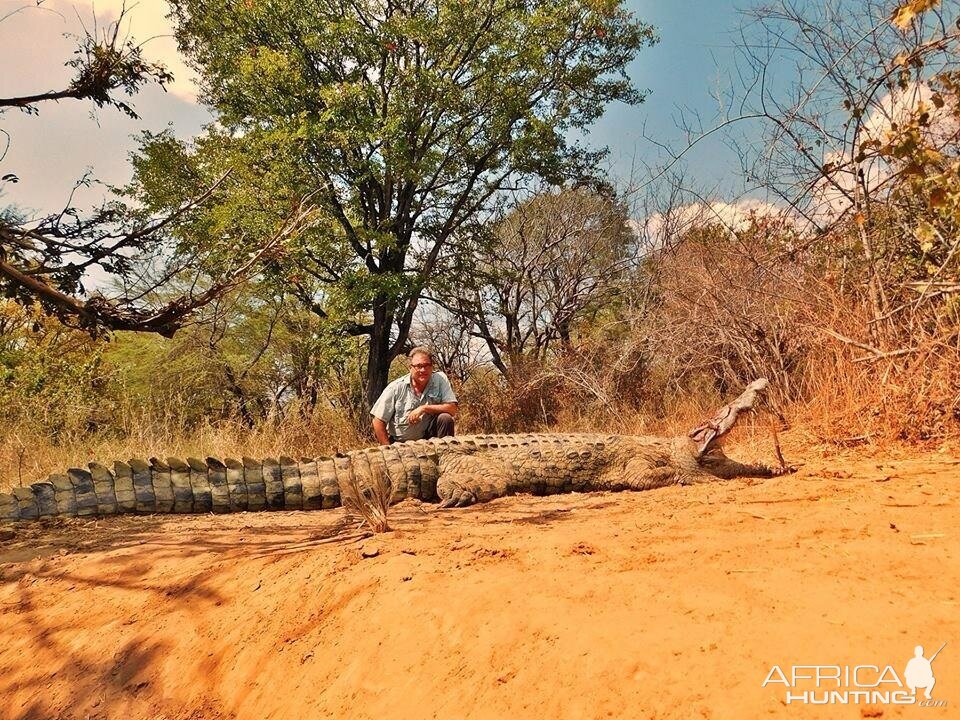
[861,81,958,146]
[809,81,959,226]
[638,198,794,245]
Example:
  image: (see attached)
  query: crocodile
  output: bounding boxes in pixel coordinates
[0,379,793,522]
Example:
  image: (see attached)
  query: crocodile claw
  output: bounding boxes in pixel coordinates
[772,464,798,477]
[438,487,476,509]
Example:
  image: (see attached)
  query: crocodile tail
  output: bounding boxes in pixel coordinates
[0,437,449,521]
[0,455,326,521]
[0,457,137,520]
[331,441,440,505]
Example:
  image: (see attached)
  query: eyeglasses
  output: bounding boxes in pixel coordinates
[410,362,432,369]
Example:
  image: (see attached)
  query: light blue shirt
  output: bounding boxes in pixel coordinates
[370,371,458,441]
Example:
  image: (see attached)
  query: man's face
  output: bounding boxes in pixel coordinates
[409,353,433,385]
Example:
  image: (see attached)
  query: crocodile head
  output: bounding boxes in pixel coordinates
[678,379,790,480]
[688,378,769,457]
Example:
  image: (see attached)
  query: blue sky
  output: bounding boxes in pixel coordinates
[595,1,748,190]
[0,0,753,215]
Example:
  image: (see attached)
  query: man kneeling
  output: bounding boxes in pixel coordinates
[370,347,458,445]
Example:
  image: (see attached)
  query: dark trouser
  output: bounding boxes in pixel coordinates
[424,412,455,439]
[391,413,455,443]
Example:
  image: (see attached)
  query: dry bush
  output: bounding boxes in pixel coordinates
[458,210,959,449]
[623,212,960,446]
[792,309,960,445]
[646,224,814,409]
[456,365,562,433]
[456,363,636,435]
[456,219,810,438]
[340,464,393,533]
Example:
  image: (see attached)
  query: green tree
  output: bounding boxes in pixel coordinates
[138,0,656,407]
[103,283,361,427]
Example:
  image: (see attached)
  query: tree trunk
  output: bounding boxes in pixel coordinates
[223,364,256,428]
[364,299,395,411]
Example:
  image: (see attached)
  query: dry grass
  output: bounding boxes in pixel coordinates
[340,463,393,533]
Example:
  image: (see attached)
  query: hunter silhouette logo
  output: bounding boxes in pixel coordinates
[762,642,948,707]
[905,643,945,701]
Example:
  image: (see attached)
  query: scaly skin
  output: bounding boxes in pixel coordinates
[0,380,792,522]
[433,432,789,507]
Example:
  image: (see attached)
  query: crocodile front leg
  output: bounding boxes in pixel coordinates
[437,478,477,508]
[436,453,511,508]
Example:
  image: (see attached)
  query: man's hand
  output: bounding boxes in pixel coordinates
[406,406,427,425]
[406,402,457,427]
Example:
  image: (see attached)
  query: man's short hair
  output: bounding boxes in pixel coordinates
[407,346,434,363]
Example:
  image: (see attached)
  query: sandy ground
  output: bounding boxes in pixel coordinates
[0,449,958,720]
